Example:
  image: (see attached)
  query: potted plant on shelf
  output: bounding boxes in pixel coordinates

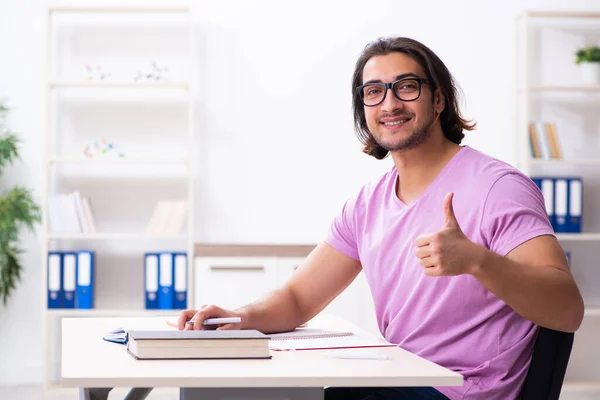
[0,101,41,306]
[575,45,600,85]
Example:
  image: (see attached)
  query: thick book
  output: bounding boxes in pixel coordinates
[126,329,272,360]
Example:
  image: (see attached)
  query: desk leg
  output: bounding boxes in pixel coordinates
[79,388,112,400]
[180,387,323,400]
[124,388,153,400]
[79,388,152,400]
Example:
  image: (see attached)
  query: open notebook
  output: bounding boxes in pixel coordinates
[103,322,396,352]
[268,328,396,351]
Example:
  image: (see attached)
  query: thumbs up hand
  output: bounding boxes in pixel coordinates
[414,192,483,277]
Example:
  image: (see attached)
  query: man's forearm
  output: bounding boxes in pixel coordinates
[235,287,306,334]
[470,247,584,332]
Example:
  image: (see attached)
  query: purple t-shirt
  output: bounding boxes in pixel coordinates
[325,145,555,400]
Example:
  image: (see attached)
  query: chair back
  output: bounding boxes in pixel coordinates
[520,326,575,400]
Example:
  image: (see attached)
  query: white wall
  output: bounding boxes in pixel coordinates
[1,0,599,386]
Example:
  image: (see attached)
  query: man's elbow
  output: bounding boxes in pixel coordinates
[561,297,585,333]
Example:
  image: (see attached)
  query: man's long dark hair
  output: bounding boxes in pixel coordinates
[352,37,476,159]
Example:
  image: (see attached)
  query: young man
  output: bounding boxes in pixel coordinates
[179,37,584,399]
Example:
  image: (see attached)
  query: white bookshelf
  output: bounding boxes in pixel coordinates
[43,5,195,389]
[516,10,600,397]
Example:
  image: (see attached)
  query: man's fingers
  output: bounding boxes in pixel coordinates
[177,309,197,330]
[216,323,238,331]
[419,256,436,268]
[191,305,228,330]
[414,233,433,247]
[415,246,431,259]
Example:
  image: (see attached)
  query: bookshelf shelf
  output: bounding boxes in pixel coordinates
[48,158,190,166]
[47,233,188,240]
[584,308,600,317]
[529,159,600,166]
[525,85,600,92]
[49,81,190,89]
[43,5,195,389]
[556,233,600,241]
[48,309,180,317]
[517,10,600,389]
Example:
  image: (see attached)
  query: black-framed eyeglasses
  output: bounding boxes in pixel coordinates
[356,77,430,107]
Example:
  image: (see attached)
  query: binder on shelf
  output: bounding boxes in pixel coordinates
[173,252,187,310]
[568,178,583,233]
[76,251,95,309]
[144,253,159,310]
[540,178,556,230]
[47,252,62,309]
[158,252,174,310]
[554,178,569,233]
[62,252,77,309]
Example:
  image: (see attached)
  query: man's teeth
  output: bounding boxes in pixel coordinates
[383,119,409,126]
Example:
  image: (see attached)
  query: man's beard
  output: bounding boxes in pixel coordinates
[373,108,436,153]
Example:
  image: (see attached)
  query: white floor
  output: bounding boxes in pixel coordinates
[0,385,598,400]
[0,386,180,400]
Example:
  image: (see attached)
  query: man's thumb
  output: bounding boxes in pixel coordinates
[443,192,459,228]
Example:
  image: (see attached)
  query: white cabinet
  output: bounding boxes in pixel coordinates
[194,257,278,310]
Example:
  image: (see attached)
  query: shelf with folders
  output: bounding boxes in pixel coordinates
[516,10,600,394]
[43,5,195,387]
[46,246,189,312]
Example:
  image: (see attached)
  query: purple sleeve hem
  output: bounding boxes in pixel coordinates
[324,237,360,261]
[494,228,556,257]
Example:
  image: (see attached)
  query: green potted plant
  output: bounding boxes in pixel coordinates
[575,46,600,85]
[0,101,41,306]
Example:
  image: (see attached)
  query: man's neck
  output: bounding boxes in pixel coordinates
[392,132,462,205]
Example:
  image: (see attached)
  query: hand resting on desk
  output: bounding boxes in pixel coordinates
[178,305,243,331]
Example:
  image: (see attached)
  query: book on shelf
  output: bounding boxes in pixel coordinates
[48,191,96,234]
[126,329,272,360]
[528,122,562,160]
[145,200,188,235]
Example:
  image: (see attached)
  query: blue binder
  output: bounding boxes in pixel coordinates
[47,252,62,309]
[62,252,77,309]
[554,178,569,233]
[76,251,94,309]
[173,253,187,310]
[158,252,174,310]
[540,178,556,231]
[568,178,582,233]
[144,253,159,309]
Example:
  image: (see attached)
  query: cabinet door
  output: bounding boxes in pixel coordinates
[276,257,306,286]
[194,257,278,310]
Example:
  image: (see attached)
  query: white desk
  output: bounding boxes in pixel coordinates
[61,314,463,400]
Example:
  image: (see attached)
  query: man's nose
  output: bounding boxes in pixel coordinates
[380,87,405,113]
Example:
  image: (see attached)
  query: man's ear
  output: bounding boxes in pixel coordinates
[434,88,445,117]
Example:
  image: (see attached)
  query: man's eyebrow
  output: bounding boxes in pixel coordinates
[362,73,421,86]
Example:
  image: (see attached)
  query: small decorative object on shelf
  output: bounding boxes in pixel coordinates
[574,46,600,85]
[84,63,112,81]
[133,61,169,82]
[82,138,125,159]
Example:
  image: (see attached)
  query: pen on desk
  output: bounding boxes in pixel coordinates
[185,317,242,326]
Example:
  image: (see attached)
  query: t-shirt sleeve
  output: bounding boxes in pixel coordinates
[324,196,360,261]
[480,172,555,257]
